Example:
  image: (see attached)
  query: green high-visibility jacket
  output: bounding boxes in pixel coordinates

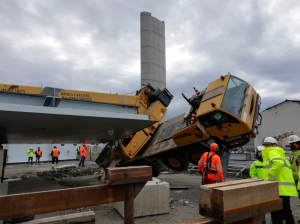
[28,150,34,157]
[298,169,300,191]
[262,146,297,197]
[290,149,300,181]
[249,160,264,179]
[77,147,81,152]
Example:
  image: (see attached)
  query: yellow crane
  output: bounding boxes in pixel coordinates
[1,73,262,177]
[97,74,262,176]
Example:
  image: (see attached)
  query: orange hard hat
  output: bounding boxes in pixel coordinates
[210,143,219,151]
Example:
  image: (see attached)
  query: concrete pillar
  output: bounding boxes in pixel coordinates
[221,150,231,182]
[141,12,166,91]
[113,178,170,217]
[91,145,103,161]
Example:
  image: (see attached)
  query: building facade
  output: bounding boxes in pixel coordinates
[254,100,300,148]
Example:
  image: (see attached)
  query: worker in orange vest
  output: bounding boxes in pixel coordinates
[51,146,60,169]
[198,143,224,185]
[35,147,42,165]
[79,144,88,167]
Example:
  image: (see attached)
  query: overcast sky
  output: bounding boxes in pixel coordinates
[0,0,299,119]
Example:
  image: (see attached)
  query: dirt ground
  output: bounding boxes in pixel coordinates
[3,161,300,224]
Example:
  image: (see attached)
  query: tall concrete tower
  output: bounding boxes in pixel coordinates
[140,12,166,90]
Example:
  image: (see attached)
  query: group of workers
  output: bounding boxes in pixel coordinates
[198,135,300,224]
[27,147,42,165]
[27,145,88,169]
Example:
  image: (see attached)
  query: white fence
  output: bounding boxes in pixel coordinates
[2,144,104,164]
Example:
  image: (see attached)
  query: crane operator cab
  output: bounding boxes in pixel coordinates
[196,74,262,149]
[173,73,261,155]
[170,74,261,169]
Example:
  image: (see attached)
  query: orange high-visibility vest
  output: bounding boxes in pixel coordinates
[198,151,224,182]
[36,150,42,156]
[52,148,59,157]
[80,146,88,158]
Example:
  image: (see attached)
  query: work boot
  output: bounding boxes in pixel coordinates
[52,167,54,170]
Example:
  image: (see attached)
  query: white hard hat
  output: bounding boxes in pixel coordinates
[262,137,278,145]
[30,147,33,149]
[256,146,265,152]
[288,135,300,144]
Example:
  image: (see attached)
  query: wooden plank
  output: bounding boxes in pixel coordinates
[213,181,278,213]
[106,166,152,181]
[0,184,125,219]
[200,179,262,211]
[19,211,95,224]
[224,199,282,223]
[203,181,279,221]
[108,176,152,186]
[200,199,282,223]
[124,184,134,224]
[179,217,217,224]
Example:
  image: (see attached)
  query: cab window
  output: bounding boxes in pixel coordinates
[221,76,248,118]
[114,140,122,152]
[121,137,131,147]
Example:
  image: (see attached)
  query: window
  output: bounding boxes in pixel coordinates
[114,140,122,152]
[121,137,131,148]
[221,76,248,118]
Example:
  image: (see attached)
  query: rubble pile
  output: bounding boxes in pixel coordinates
[36,166,104,181]
[169,198,195,209]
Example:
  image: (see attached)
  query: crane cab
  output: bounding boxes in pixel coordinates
[196,74,261,148]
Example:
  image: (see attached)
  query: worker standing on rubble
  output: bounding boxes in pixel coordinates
[76,145,81,160]
[27,147,34,165]
[262,137,297,224]
[35,147,42,165]
[249,146,264,179]
[51,146,60,169]
[198,143,223,185]
[288,135,300,196]
[79,144,88,167]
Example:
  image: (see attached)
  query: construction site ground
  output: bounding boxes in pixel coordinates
[3,160,300,224]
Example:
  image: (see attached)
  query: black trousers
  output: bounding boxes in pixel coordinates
[295,180,300,199]
[79,156,86,166]
[271,196,294,224]
[52,157,58,164]
[28,157,33,165]
[36,156,41,164]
